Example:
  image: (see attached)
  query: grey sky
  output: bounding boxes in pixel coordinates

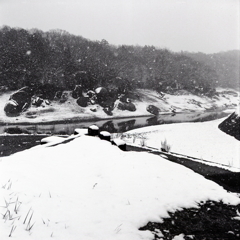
[0,0,239,53]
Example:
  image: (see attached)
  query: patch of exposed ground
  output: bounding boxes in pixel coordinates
[139,200,240,240]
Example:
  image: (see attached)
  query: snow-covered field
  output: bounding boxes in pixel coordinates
[122,115,240,170]
[0,88,239,239]
[0,88,239,124]
[0,124,240,240]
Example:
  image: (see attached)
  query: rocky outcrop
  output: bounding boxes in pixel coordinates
[218,109,240,141]
[4,87,33,116]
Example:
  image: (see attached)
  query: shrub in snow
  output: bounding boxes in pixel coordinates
[59,92,68,103]
[88,125,99,136]
[54,90,63,100]
[99,131,111,142]
[35,83,59,100]
[72,85,83,99]
[161,139,171,152]
[111,139,126,151]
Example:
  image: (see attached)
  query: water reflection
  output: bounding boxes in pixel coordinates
[0,111,230,135]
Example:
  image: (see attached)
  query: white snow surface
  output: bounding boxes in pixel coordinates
[0,134,240,240]
[125,117,240,170]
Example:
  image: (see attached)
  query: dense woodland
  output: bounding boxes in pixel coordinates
[0,26,239,95]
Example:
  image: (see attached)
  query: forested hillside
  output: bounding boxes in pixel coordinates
[183,50,239,89]
[0,26,239,96]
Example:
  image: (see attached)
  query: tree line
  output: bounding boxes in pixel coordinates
[0,26,239,95]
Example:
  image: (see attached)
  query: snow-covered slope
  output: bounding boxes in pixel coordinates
[0,88,239,124]
[0,135,239,240]
[123,117,240,170]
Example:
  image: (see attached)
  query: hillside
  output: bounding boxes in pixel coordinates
[1,26,239,98]
[183,50,240,89]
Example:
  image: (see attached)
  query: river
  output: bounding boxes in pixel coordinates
[0,111,230,157]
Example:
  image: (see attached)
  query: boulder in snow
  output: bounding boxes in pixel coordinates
[125,102,136,112]
[88,125,99,136]
[111,139,126,151]
[99,131,111,142]
[146,105,160,115]
[117,102,136,112]
[95,87,108,102]
[77,97,89,107]
[4,87,33,116]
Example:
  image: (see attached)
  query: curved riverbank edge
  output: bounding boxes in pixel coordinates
[0,107,235,126]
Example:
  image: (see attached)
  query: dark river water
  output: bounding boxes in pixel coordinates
[0,111,230,157]
[0,111,229,135]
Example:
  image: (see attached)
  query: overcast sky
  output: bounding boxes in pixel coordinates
[0,0,239,53]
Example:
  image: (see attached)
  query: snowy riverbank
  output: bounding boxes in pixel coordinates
[0,129,240,240]
[121,115,240,170]
[0,88,239,124]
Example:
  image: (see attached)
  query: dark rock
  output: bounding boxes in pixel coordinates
[99,131,111,141]
[99,98,114,109]
[146,105,160,115]
[125,102,136,112]
[4,87,33,116]
[218,111,240,141]
[32,96,43,107]
[72,85,83,99]
[117,101,136,112]
[4,100,19,116]
[117,102,126,111]
[90,107,97,112]
[45,99,50,105]
[88,125,99,136]
[76,97,89,107]
[111,139,126,151]
[4,127,30,134]
[103,107,113,116]
[95,87,108,102]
